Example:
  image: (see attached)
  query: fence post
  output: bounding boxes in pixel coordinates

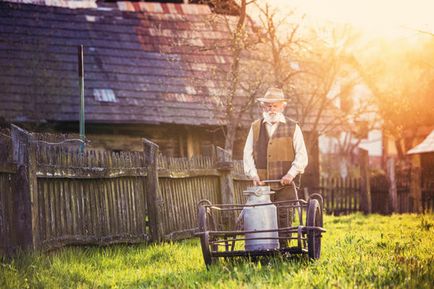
[216,147,235,204]
[216,147,235,227]
[359,149,372,214]
[10,124,39,251]
[143,138,163,242]
[410,154,422,213]
[386,157,398,213]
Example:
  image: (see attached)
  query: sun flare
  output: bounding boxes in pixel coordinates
[257,0,434,38]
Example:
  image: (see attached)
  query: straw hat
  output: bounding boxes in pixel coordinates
[256,87,287,103]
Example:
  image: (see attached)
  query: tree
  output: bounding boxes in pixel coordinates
[187,0,266,155]
[180,1,381,163]
[253,4,380,162]
[347,34,434,159]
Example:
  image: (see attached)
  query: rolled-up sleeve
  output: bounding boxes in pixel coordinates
[287,124,308,178]
[243,126,258,179]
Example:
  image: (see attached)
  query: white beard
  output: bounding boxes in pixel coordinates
[263,112,284,123]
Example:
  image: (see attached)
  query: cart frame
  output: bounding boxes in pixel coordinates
[196,190,325,268]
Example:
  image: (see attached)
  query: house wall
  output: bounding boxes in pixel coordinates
[421,153,434,185]
[50,122,225,158]
[13,121,320,187]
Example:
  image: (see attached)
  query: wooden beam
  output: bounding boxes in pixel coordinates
[359,149,372,214]
[186,129,194,158]
[386,157,398,213]
[143,138,164,242]
[410,154,422,213]
[216,147,235,229]
[11,124,40,251]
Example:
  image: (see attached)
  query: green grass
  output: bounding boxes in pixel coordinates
[1,214,433,289]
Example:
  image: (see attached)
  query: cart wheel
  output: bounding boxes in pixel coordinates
[198,205,218,268]
[306,199,322,260]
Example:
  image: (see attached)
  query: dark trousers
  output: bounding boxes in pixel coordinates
[271,185,296,247]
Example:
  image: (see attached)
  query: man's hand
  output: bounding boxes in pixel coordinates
[252,176,265,186]
[280,174,294,186]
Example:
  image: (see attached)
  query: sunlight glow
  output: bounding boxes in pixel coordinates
[259,0,434,38]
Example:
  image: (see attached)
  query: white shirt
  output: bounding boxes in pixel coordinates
[243,117,308,179]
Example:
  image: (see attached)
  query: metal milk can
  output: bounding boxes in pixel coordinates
[242,186,279,251]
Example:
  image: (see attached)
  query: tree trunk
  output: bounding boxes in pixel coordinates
[224,123,237,157]
[223,0,246,155]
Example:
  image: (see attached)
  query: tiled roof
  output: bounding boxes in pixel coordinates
[0,1,255,127]
[407,130,434,154]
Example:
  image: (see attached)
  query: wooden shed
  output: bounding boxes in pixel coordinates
[394,129,434,212]
[407,130,434,188]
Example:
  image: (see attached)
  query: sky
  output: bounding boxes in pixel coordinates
[252,0,434,39]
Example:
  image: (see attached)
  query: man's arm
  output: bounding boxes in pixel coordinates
[281,124,308,185]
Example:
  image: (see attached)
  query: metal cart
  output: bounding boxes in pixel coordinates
[196,182,325,268]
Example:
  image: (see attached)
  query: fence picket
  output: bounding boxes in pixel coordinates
[346,178,350,213]
[59,180,65,237]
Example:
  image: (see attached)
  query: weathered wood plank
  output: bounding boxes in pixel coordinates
[109,178,118,236]
[0,163,17,174]
[89,180,98,238]
[69,180,78,237]
[58,180,66,237]
[127,179,136,235]
[102,180,110,237]
[331,178,336,215]
[36,167,147,178]
[360,149,372,214]
[0,173,15,256]
[134,178,144,236]
[144,139,163,242]
[115,178,124,234]
[11,125,40,250]
[121,178,131,235]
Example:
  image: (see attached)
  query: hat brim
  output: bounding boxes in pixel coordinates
[256,98,287,103]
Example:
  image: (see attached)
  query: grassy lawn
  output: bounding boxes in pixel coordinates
[1,213,433,289]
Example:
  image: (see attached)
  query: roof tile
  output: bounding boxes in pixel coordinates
[116,1,134,12]
[0,1,254,127]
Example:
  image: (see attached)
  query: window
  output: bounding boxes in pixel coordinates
[94,89,117,102]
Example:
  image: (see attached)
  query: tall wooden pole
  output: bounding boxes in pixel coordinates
[144,139,163,242]
[410,154,422,213]
[359,149,372,214]
[11,125,39,252]
[216,147,235,229]
[387,157,398,213]
[78,45,85,152]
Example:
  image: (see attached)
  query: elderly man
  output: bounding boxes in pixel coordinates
[243,87,308,247]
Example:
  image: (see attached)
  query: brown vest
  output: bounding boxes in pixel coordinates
[252,118,296,188]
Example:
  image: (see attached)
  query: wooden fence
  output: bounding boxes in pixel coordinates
[371,169,434,214]
[145,143,365,238]
[152,147,251,241]
[0,125,151,256]
[0,164,15,257]
[315,177,361,215]
[1,125,369,256]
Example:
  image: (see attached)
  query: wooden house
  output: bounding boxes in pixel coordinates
[0,0,321,186]
[379,125,434,212]
[407,130,434,188]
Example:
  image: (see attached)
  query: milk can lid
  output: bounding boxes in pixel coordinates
[243,186,275,196]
